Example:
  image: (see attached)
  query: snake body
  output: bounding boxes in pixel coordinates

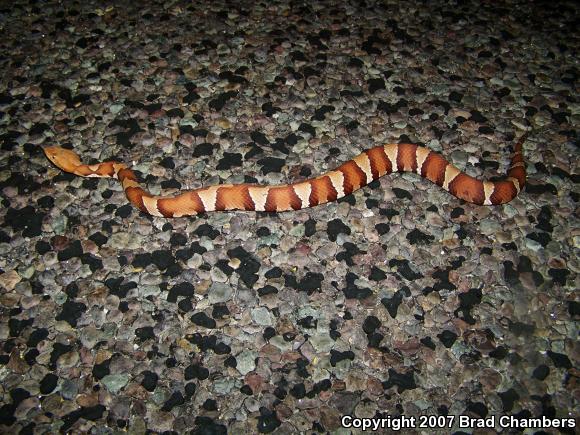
[43,134,526,217]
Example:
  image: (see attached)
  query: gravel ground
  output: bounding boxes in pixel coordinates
[0,0,578,433]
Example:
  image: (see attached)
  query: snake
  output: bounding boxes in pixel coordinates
[42,133,527,217]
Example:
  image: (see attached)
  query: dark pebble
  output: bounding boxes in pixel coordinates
[382,368,416,393]
[162,391,185,411]
[55,301,87,327]
[40,373,59,394]
[362,316,381,334]
[191,312,216,329]
[185,364,210,381]
[389,259,423,280]
[369,266,388,281]
[547,350,572,369]
[327,218,351,242]
[141,370,158,392]
[437,330,458,348]
[135,326,155,341]
[329,349,355,366]
[406,228,434,245]
[498,388,519,412]
[381,290,404,318]
[257,407,281,433]
[532,364,550,380]
[217,152,243,170]
[257,156,285,174]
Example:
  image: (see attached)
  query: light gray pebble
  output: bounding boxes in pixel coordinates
[354,400,378,418]
[309,332,335,353]
[525,238,543,252]
[101,374,129,394]
[450,150,468,166]
[250,307,274,326]
[140,273,163,286]
[479,219,502,235]
[80,325,106,348]
[244,396,261,413]
[110,104,124,114]
[236,350,258,375]
[208,282,233,303]
[260,234,280,245]
[213,377,237,394]
[151,388,169,406]
[269,335,292,352]
[138,285,161,297]
[60,379,79,400]
[210,267,228,283]
[289,224,305,237]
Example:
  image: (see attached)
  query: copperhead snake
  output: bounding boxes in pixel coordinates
[43,133,527,217]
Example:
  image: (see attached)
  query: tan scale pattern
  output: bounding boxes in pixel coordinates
[247,186,269,211]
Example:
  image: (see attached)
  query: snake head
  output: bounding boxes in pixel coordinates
[43,146,82,173]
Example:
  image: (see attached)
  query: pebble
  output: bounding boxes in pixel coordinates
[213,377,237,394]
[208,282,233,303]
[309,332,335,353]
[210,267,228,283]
[101,374,130,394]
[60,379,79,400]
[0,270,21,291]
[250,307,274,326]
[235,350,258,375]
